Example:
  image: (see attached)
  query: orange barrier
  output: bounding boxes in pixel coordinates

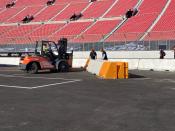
[99,61,128,79]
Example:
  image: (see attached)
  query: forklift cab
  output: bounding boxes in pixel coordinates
[35,41,57,59]
[35,38,73,67]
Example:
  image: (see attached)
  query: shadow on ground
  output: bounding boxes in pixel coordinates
[0,64,17,67]
[129,73,146,78]
[31,68,85,74]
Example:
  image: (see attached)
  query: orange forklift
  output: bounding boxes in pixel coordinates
[19,38,73,74]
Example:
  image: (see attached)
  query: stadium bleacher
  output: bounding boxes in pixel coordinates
[29,23,65,37]
[50,21,93,41]
[104,0,138,18]
[82,0,114,19]
[0,0,174,50]
[0,6,25,22]
[53,2,88,21]
[73,20,121,42]
[0,0,12,8]
[15,0,48,7]
[7,5,44,23]
[107,0,168,42]
[33,4,67,22]
[145,0,175,40]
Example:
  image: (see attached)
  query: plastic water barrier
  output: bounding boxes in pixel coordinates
[86,59,128,79]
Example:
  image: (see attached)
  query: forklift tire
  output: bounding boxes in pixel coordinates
[58,61,69,72]
[27,62,39,74]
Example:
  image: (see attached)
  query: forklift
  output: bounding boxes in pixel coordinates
[19,38,73,74]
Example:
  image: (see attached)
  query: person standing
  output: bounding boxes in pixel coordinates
[100,48,108,60]
[173,46,175,59]
[160,49,166,59]
[89,48,97,60]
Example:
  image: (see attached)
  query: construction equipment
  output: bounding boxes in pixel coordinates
[19,38,73,73]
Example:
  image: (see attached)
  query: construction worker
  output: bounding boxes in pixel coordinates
[173,46,175,59]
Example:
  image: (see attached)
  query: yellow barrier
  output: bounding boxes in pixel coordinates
[99,61,128,79]
[117,62,128,79]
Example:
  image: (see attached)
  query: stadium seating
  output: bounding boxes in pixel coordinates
[51,21,93,41]
[7,6,44,23]
[0,7,25,22]
[82,0,114,19]
[139,0,167,14]
[0,0,175,45]
[145,0,175,40]
[15,0,48,7]
[2,25,40,37]
[104,0,138,17]
[107,0,167,42]
[53,2,88,21]
[0,0,12,8]
[108,14,158,41]
[72,20,121,42]
[0,26,16,36]
[0,25,41,44]
[29,23,65,40]
[55,0,88,4]
[33,4,67,22]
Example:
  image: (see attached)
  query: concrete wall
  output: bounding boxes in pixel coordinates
[1,51,175,71]
[73,51,175,71]
[0,57,20,66]
[73,51,174,59]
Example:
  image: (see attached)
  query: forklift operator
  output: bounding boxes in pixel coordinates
[43,44,49,53]
[43,43,55,62]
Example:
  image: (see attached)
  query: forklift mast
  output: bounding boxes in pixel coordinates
[58,38,68,59]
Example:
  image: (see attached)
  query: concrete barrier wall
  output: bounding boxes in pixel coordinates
[73,58,175,72]
[72,51,175,71]
[138,59,175,71]
[1,51,175,71]
[73,51,174,59]
[0,57,20,65]
[87,60,104,75]
[72,59,87,68]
